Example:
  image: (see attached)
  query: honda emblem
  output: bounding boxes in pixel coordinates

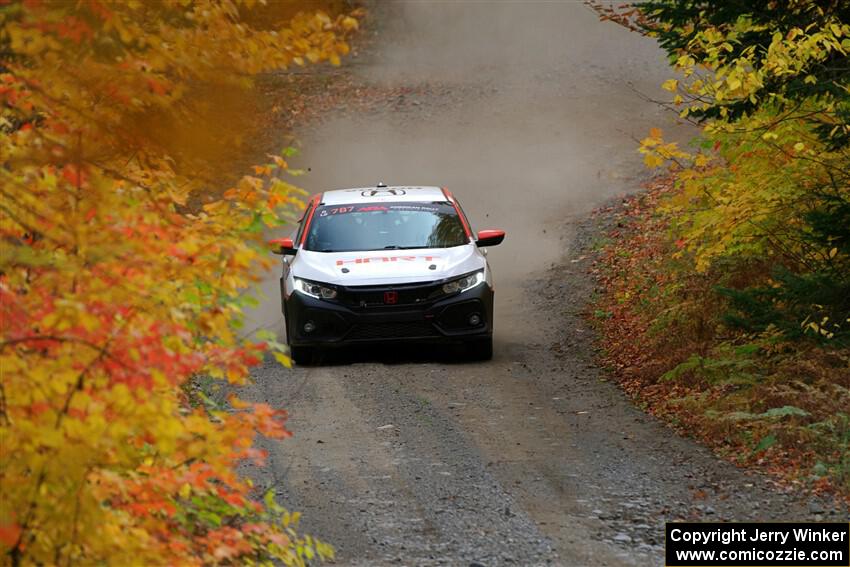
[383,291,398,304]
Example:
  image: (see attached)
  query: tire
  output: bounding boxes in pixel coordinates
[289,345,315,366]
[467,337,493,361]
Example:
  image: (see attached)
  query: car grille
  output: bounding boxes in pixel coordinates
[346,321,439,341]
[338,281,445,308]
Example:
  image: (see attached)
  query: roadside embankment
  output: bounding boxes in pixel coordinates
[591,176,850,505]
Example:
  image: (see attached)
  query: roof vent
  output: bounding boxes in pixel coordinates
[361,188,406,197]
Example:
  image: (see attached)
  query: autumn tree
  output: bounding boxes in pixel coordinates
[0,1,358,564]
[632,0,850,341]
[592,0,850,493]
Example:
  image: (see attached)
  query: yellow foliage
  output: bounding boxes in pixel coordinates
[0,1,358,564]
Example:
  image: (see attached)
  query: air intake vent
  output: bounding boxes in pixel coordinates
[360,188,406,197]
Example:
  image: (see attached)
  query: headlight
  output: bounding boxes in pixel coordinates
[442,270,485,295]
[294,278,338,299]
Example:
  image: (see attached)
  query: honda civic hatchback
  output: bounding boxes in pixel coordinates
[270,184,505,365]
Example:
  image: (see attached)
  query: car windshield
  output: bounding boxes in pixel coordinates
[304,202,468,252]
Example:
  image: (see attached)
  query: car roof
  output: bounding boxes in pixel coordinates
[320,185,448,205]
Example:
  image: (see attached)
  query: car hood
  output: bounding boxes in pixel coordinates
[292,245,484,286]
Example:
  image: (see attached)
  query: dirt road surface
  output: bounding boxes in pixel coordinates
[240,3,837,565]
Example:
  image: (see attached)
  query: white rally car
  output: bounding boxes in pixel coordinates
[270,184,505,364]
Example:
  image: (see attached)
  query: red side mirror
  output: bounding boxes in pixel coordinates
[269,237,297,256]
[476,229,505,247]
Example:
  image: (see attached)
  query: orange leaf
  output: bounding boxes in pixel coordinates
[0,523,21,547]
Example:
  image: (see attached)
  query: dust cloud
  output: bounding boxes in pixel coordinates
[245,1,692,340]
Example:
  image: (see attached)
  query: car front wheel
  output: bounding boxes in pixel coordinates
[289,345,315,366]
[466,337,493,361]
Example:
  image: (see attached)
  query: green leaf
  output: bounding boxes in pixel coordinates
[752,434,776,454]
[734,343,760,356]
[198,510,222,527]
[246,212,264,233]
[758,405,810,419]
[811,461,829,478]
[255,329,277,341]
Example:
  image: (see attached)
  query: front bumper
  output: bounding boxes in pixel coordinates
[283,279,494,347]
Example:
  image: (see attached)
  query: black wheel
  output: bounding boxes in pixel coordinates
[290,345,315,366]
[467,337,493,361]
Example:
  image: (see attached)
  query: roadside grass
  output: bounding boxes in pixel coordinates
[590,176,850,503]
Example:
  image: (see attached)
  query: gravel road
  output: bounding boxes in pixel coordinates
[239,3,842,565]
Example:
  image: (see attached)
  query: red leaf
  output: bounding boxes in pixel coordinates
[61,164,88,188]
